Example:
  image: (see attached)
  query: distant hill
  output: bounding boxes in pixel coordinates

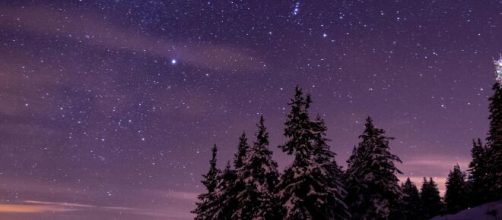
[432,200,502,220]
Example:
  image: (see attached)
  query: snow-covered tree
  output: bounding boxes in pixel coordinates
[208,132,251,219]
[397,178,423,220]
[213,162,237,220]
[193,145,221,220]
[345,117,402,219]
[467,138,490,206]
[233,116,280,220]
[234,132,249,169]
[420,177,444,219]
[485,79,502,201]
[311,115,350,219]
[277,87,349,220]
[445,164,468,214]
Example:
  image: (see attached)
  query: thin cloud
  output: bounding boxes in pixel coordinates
[0,203,76,213]
[405,156,469,170]
[0,200,192,218]
[0,6,266,72]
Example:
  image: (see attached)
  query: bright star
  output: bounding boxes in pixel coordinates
[171,59,177,65]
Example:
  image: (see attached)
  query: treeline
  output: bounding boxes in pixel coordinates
[192,82,502,220]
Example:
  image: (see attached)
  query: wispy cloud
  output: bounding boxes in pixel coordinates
[0,6,266,72]
[0,199,194,219]
[0,202,77,213]
[0,176,196,219]
[404,155,469,171]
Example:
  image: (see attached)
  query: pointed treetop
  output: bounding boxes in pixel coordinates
[225,161,231,171]
[258,115,265,129]
[294,85,303,96]
[234,132,249,169]
[453,163,461,171]
[429,177,438,185]
[210,144,218,165]
[200,144,220,195]
[239,132,247,140]
[365,116,373,125]
[404,177,412,185]
[363,116,376,133]
[256,115,269,145]
[290,86,311,112]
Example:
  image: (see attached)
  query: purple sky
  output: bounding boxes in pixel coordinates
[0,1,501,219]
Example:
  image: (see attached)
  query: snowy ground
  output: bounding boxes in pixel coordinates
[431,200,502,220]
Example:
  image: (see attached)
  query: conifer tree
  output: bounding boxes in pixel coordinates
[213,134,251,220]
[467,138,489,206]
[445,164,468,214]
[311,115,350,219]
[345,117,402,219]
[193,145,221,220]
[234,132,249,169]
[233,116,280,220]
[213,162,237,220]
[420,177,444,219]
[398,178,423,220]
[277,87,349,220]
[485,79,502,201]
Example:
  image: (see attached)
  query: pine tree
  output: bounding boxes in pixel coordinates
[345,117,402,219]
[277,87,349,220]
[193,145,221,220]
[398,178,423,220]
[311,115,350,219]
[213,134,251,220]
[234,132,249,169]
[485,80,502,201]
[467,138,489,206]
[233,116,280,220]
[445,165,468,214]
[420,177,444,219]
[213,162,237,220]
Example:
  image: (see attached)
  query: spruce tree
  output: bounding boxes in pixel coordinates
[420,177,444,219]
[398,178,423,220]
[193,145,221,220]
[213,162,237,220]
[485,80,502,201]
[467,138,489,206]
[234,132,249,169]
[213,134,252,220]
[345,117,402,219]
[445,165,468,214]
[311,115,350,219]
[233,116,280,220]
[277,87,349,220]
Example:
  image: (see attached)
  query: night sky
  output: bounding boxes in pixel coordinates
[0,0,501,219]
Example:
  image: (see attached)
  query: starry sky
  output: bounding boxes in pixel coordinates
[0,0,501,219]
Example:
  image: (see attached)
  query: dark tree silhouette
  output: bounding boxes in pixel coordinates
[233,116,280,220]
[420,177,444,219]
[345,117,402,219]
[467,138,490,206]
[485,81,502,201]
[277,87,349,220]
[397,178,424,220]
[193,145,221,220]
[445,164,468,214]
